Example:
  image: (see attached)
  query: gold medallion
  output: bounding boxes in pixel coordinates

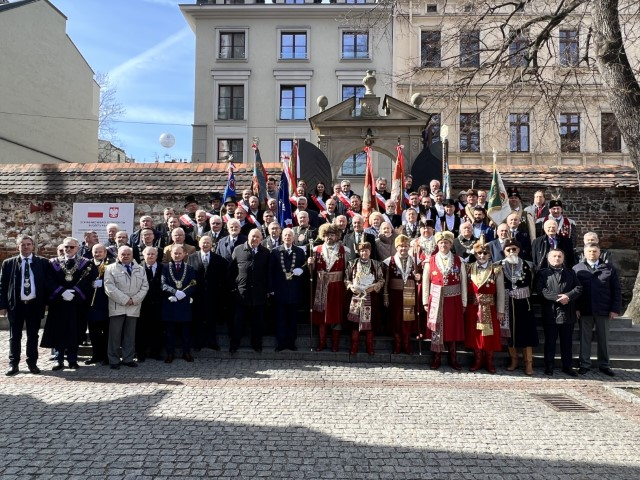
[175,281,182,289]
[65,274,73,282]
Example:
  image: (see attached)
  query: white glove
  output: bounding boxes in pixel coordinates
[175,290,186,301]
[61,289,75,302]
[92,279,103,288]
[168,296,177,303]
[292,268,303,277]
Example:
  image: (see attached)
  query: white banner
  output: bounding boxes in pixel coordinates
[72,203,135,244]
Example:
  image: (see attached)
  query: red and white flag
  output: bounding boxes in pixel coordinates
[391,143,405,215]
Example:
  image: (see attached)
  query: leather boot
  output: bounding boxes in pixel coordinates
[350,330,359,355]
[506,347,518,371]
[485,351,496,374]
[402,322,412,355]
[430,352,441,370]
[469,349,483,372]
[392,334,401,354]
[331,329,340,352]
[317,325,327,352]
[448,342,462,370]
[365,331,375,356]
[524,347,534,376]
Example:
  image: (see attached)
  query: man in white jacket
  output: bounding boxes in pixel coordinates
[104,246,149,369]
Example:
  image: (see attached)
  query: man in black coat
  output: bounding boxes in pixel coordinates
[137,246,164,361]
[343,214,377,263]
[187,236,228,351]
[536,249,583,377]
[268,228,308,351]
[531,219,575,271]
[216,219,247,262]
[228,229,270,353]
[0,234,49,375]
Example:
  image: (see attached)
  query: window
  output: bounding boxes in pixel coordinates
[422,113,441,145]
[559,30,579,66]
[342,85,366,116]
[427,4,438,12]
[219,32,245,59]
[218,85,244,120]
[279,139,294,161]
[509,113,530,152]
[509,32,528,67]
[280,86,306,120]
[341,151,366,176]
[218,139,243,162]
[421,31,441,68]
[559,113,580,152]
[460,113,480,152]
[342,32,369,59]
[601,113,622,152]
[460,30,480,67]
[281,32,307,60]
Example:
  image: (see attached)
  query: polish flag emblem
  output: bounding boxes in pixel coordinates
[109,207,120,218]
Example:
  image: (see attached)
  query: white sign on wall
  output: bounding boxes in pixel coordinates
[72,203,135,244]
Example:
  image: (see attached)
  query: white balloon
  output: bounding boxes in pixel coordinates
[159,132,176,148]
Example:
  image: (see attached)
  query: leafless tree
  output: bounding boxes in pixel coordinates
[96,72,126,162]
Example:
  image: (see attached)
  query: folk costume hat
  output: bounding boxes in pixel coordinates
[435,231,454,244]
[502,238,522,251]
[209,192,222,203]
[318,223,339,240]
[473,234,490,254]
[223,196,237,205]
[549,199,563,209]
[507,187,521,199]
[184,195,198,208]
[394,234,411,247]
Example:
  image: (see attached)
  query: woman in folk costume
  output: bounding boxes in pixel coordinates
[422,231,467,370]
[345,242,385,355]
[464,237,505,374]
[383,235,421,355]
[501,238,538,375]
[309,223,346,352]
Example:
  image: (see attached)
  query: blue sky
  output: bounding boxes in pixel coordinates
[49,0,195,163]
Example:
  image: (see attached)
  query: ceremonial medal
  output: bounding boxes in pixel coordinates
[286,272,293,281]
[175,281,183,289]
[298,234,305,242]
[24,280,30,287]
[65,274,73,282]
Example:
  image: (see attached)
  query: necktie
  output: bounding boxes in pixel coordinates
[125,264,132,276]
[175,263,181,272]
[203,254,209,269]
[23,258,31,296]
[512,230,517,238]
[253,248,258,255]
[355,233,361,245]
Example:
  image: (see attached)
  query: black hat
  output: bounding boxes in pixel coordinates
[209,192,222,203]
[503,238,522,251]
[444,198,456,207]
[223,196,237,205]
[420,219,435,229]
[507,187,521,199]
[184,195,198,207]
[549,199,563,209]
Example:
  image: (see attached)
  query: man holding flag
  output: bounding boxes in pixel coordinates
[486,155,511,227]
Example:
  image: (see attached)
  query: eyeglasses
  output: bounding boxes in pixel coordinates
[63,245,78,249]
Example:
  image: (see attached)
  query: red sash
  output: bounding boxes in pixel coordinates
[179,214,196,228]
[403,191,411,207]
[336,192,351,210]
[375,192,386,209]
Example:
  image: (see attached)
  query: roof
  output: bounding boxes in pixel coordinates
[0,162,635,197]
[0,0,38,13]
[450,165,639,189]
[0,162,283,196]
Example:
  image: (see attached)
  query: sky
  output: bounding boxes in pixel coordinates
[49,0,195,163]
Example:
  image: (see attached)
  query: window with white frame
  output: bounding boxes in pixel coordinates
[280,86,306,120]
[280,32,307,60]
[342,31,369,59]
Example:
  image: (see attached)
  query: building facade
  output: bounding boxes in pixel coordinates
[0,0,99,164]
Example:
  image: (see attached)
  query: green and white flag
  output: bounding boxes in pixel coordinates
[487,163,511,225]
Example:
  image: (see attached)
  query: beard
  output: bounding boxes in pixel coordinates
[505,253,519,264]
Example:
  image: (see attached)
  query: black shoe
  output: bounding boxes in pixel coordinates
[68,362,80,370]
[599,367,615,377]
[28,365,41,374]
[544,367,553,376]
[562,367,578,377]
[5,366,19,376]
[122,361,138,368]
[182,354,194,362]
[578,367,590,375]
[136,356,146,363]
[52,363,65,371]
[110,364,120,370]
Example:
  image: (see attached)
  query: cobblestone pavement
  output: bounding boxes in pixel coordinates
[1,333,640,479]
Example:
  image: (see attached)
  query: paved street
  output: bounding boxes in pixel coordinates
[1,333,640,479]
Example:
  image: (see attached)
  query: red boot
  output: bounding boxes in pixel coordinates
[331,329,340,352]
[317,325,327,352]
[365,331,375,356]
[469,350,483,372]
[430,352,441,370]
[448,342,462,371]
[350,330,359,355]
[392,334,401,354]
[485,351,496,374]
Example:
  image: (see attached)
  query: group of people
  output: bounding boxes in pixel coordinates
[0,174,623,378]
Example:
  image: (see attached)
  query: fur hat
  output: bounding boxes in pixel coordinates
[502,238,522,251]
[435,231,454,244]
[549,199,563,209]
[318,223,339,240]
[395,234,411,247]
[507,187,521,199]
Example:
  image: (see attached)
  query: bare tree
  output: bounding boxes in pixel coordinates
[96,72,126,162]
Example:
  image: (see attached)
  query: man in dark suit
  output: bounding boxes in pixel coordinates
[205,215,228,253]
[487,223,510,262]
[505,212,533,261]
[262,222,283,251]
[216,219,247,262]
[524,190,549,224]
[187,209,211,247]
[343,214,377,262]
[268,228,307,351]
[294,196,323,229]
[156,207,176,237]
[130,215,161,247]
[187,236,228,351]
[292,210,317,257]
[137,246,164,361]
[228,229,270,353]
[532,219,575,271]
[0,234,49,375]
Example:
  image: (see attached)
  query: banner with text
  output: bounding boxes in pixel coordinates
[72,203,135,244]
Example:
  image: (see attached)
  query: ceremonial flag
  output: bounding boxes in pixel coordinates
[223,162,236,203]
[487,163,511,225]
[442,150,452,200]
[391,144,405,215]
[277,169,293,227]
[362,146,377,222]
[252,144,268,206]
[290,140,301,185]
